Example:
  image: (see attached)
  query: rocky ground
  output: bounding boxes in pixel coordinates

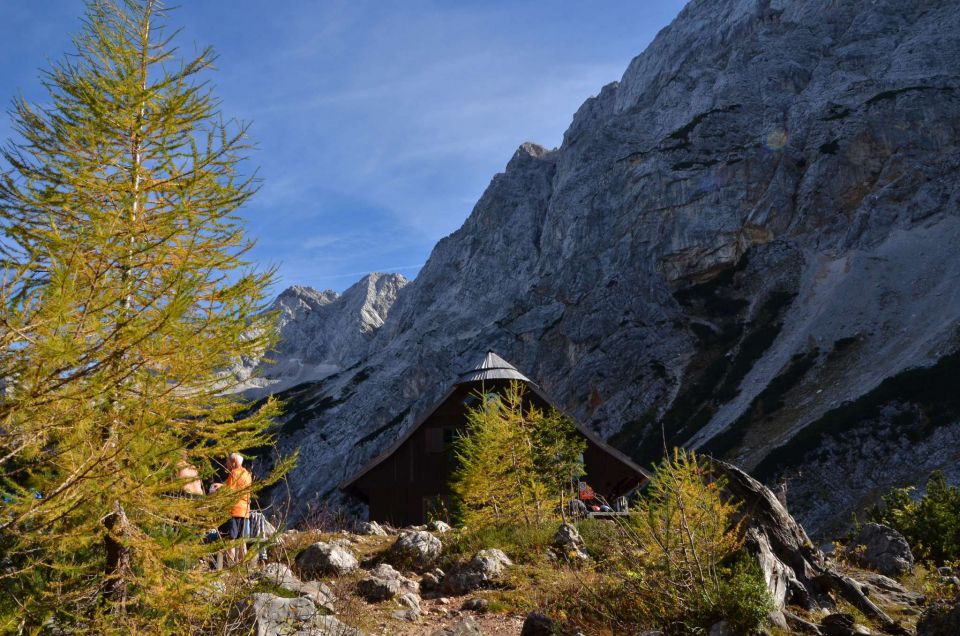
[231,471,960,636]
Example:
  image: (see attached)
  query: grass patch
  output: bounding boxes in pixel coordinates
[444,522,560,565]
[249,581,304,600]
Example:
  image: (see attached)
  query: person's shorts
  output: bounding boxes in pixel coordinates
[219,516,248,540]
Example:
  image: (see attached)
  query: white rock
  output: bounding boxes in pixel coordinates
[295,541,359,578]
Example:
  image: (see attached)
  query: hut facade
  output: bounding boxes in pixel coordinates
[340,351,650,526]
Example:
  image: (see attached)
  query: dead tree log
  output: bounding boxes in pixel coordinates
[711,459,826,610]
[709,459,910,635]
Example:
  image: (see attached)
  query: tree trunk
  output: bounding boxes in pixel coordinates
[709,459,911,635]
[103,501,132,611]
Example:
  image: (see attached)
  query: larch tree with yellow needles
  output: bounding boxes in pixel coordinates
[450,382,585,531]
[0,0,292,632]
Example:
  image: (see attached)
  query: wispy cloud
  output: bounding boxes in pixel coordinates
[0,0,687,293]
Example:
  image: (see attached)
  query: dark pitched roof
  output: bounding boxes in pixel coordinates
[340,351,652,491]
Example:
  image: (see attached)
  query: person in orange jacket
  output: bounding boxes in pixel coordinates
[212,452,252,564]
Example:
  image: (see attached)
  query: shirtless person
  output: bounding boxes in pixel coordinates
[176,456,204,497]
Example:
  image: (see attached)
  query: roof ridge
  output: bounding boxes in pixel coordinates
[457,350,532,384]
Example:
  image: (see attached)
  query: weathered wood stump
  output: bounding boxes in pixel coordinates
[710,459,909,635]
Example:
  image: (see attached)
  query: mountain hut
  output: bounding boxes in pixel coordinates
[340,351,650,526]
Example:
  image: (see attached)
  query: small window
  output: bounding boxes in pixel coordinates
[443,427,457,446]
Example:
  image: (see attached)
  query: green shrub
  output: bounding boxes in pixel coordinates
[450,382,585,531]
[694,557,774,634]
[867,470,960,565]
[574,518,622,561]
[592,449,773,634]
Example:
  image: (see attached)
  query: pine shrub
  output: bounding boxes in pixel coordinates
[867,470,960,565]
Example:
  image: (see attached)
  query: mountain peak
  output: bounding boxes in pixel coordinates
[235,272,409,397]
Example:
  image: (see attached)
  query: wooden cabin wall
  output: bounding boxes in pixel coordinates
[351,380,645,525]
[353,384,475,526]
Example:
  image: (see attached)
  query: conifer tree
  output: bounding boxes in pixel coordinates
[450,382,585,530]
[0,1,290,631]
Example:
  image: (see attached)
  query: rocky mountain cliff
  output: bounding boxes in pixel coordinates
[262,0,960,538]
[235,273,407,398]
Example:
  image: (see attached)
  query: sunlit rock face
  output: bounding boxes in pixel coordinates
[234,273,407,398]
[264,0,960,537]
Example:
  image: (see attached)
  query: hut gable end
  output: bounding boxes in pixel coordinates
[340,351,650,526]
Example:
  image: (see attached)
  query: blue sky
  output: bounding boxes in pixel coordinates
[0,1,686,294]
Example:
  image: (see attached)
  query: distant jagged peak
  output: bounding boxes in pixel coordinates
[233,271,410,398]
[344,271,409,296]
[275,284,338,307]
[506,142,555,170]
[342,272,409,333]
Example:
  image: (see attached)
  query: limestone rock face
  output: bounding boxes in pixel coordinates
[234,273,407,398]
[265,0,960,537]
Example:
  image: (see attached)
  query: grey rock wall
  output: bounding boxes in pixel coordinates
[261,0,960,536]
[235,272,407,398]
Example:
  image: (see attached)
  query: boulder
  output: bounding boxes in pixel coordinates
[432,617,483,636]
[420,568,444,592]
[462,598,489,612]
[397,592,421,612]
[443,548,512,595]
[820,613,863,636]
[856,571,923,608]
[392,592,423,622]
[917,599,960,636]
[356,520,388,536]
[520,612,554,636]
[707,622,732,636]
[232,593,364,636]
[429,519,453,534]
[552,523,589,561]
[256,562,336,612]
[295,541,359,578]
[392,530,443,568]
[357,563,419,602]
[851,523,914,578]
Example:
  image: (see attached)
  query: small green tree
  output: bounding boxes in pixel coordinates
[0,1,291,632]
[868,470,960,565]
[450,381,585,530]
[601,449,771,633]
